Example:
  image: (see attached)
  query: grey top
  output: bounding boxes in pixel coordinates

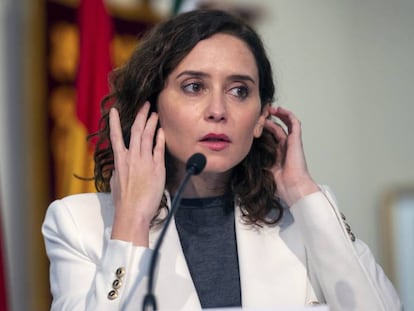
[174,194,242,308]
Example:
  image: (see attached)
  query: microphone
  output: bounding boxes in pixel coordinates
[142,153,207,311]
[185,152,207,175]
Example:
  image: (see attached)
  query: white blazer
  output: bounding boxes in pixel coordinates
[42,187,402,311]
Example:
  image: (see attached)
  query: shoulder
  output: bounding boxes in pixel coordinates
[47,192,112,218]
[43,192,114,238]
[42,192,114,260]
[57,192,112,208]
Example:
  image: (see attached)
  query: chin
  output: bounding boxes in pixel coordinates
[202,159,241,175]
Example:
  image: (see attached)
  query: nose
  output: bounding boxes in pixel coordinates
[204,93,227,122]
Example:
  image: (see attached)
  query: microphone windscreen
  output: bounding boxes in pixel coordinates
[186,153,207,175]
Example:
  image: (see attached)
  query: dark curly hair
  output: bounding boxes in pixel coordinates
[92,9,282,225]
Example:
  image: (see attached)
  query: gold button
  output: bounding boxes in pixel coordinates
[107,289,118,300]
[116,267,125,278]
[112,279,122,289]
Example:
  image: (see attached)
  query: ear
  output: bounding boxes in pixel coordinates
[254,104,270,138]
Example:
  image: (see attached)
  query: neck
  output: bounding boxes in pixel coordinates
[170,171,231,198]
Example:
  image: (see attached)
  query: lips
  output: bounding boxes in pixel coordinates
[200,133,231,142]
[199,133,231,151]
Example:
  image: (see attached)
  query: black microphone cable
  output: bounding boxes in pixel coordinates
[142,153,207,311]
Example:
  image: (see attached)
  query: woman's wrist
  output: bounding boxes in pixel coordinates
[111,212,152,247]
[283,180,320,207]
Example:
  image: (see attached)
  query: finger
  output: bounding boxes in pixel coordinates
[129,102,151,151]
[265,119,287,165]
[153,127,165,168]
[140,112,159,158]
[265,118,287,143]
[110,169,117,192]
[274,108,307,165]
[274,109,305,160]
[109,108,126,163]
[269,106,301,136]
[267,106,288,134]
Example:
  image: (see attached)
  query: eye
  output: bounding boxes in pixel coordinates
[182,82,204,94]
[229,86,249,99]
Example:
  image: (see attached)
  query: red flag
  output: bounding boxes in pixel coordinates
[49,0,113,198]
[76,0,113,143]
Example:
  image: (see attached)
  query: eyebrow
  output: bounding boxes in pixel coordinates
[175,70,256,84]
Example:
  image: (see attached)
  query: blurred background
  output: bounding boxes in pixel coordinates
[0,0,413,310]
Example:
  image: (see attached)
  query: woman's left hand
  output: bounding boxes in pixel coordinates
[264,106,320,206]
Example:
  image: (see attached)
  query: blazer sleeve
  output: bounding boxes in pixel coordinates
[42,198,152,311]
[289,186,402,311]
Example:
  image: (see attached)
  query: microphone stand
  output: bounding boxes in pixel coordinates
[142,153,206,311]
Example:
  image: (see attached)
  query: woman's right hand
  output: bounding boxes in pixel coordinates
[109,102,165,247]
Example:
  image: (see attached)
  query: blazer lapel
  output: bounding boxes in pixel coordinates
[147,197,314,310]
[235,205,311,307]
[149,213,201,310]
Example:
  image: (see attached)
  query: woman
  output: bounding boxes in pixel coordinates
[42,9,401,311]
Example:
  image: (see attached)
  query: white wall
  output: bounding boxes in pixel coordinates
[246,0,414,261]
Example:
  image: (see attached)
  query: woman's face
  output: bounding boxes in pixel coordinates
[157,33,268,175]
